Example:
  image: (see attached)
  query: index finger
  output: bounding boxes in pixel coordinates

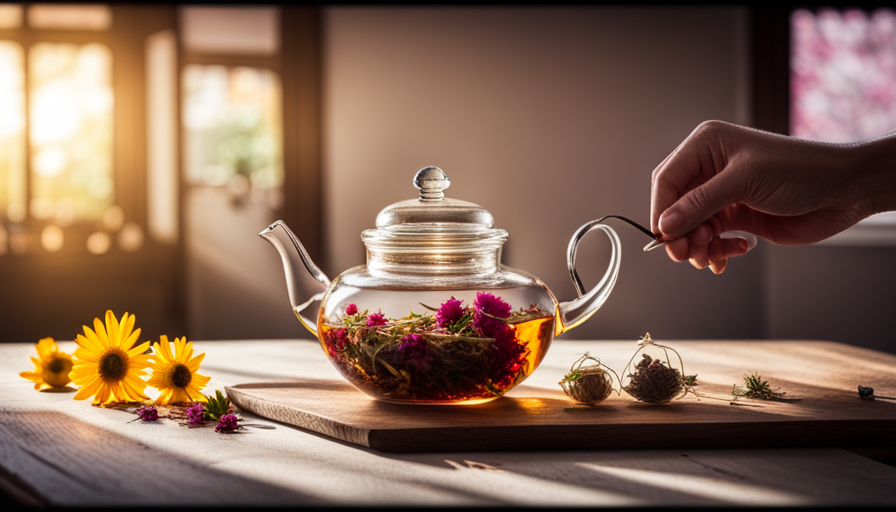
[650,132,711,234]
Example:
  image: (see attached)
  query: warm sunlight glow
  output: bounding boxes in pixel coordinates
[27,5,111,31]
[118,223,144,252]
[102,205,124,230]
[577,463,804,506]
[0,5,23,29]
[29,43,113,222]
[86,231,110,254]
[40,225,64,252]
[0,41,26,222]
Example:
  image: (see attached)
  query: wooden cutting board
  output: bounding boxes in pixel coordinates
[226,340,896,453]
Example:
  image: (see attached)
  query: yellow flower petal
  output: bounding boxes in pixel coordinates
[74,332,102,356]
[106,311,122,348]
[73,346,100,363]
[73,376,102,401]
[36,338,57,360]
[187,352,206,372]
[124,374,147,393]
[70,369,98,385]
[172,337,183,361]
[156,387,173,405]
[122,313,136,343]
[123,328,141,352]
[185,384,207,401]
[127,341,150,358]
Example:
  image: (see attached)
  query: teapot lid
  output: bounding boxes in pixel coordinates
[374,167,495,229]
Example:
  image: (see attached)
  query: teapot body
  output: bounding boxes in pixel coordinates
[317,265,557,404]
[260,166,624,406]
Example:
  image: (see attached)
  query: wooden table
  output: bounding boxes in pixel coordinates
[1,338,895,506]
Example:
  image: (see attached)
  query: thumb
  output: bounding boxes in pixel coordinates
[658,168,747,239]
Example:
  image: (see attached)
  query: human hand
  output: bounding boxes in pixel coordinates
[650,120,885,273]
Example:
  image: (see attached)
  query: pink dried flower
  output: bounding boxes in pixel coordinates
[136,404,158,422]
[436,297,465,327]
[215,413,240,433]
[472,292,528,389]
[186,402,206,424]
[490,330,528,389]
[473,292,512,339]
[366,312,387,327]
[397,334,434,372]
[345,303,358,315]
[325,328,348,358]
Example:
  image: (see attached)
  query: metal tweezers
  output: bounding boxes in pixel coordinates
[596,215,757,253]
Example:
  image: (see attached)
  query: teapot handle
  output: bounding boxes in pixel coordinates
[557,221,622,335]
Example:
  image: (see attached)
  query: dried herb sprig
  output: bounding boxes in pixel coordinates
[203,389,232,420]
[559,352,620,406]
[732,373,786,401]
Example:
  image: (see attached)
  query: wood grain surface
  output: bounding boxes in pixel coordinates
[227,340,896,453]
[0,411,319,506]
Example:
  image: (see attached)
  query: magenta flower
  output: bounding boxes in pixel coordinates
[136,404,158,422]
[472,292,527,389]
[325,328,348,358]
[366,312,387,327]
[436,297,465,328]
[345,303,358,315]
[215,413,240,433]
[186,402,206,424]
[473,292,512,339]
[396,334,434,372]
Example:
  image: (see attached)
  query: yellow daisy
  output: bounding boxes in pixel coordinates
[147,335,210,405]
[70,311,152,404]
[20,338,74,390]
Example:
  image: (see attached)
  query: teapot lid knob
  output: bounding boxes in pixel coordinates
[414,166,450,201]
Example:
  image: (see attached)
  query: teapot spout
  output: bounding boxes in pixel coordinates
[259,220,330,336]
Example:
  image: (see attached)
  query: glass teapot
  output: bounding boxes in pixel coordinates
[260,166,622,405]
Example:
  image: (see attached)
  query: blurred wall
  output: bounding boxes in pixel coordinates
[321,6,763,342]
[766,244,896,354]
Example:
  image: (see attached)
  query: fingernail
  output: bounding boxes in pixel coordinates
[659,210,685,235]
[689,258,706,270]
[738,239,750,254]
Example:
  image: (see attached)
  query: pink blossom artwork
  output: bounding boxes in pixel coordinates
[791,8,896,143]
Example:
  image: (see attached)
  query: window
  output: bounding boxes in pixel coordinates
[0,5,143,255]
[789,7,896,245]
[0,5,184,343]
[29,42,114,225]
[182,65,283,195]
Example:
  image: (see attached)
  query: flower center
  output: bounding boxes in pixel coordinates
[98,351,127,381]
[46,357,66,374]
[170,364,192,388]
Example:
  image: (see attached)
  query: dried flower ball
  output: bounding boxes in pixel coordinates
[622,353,685,404]
[620,333,694,404]
[559,353,619,406]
